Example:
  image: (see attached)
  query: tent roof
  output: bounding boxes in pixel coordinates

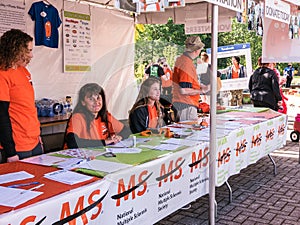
[71,0,236,24]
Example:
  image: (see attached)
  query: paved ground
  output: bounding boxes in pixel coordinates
[156,125,300,224]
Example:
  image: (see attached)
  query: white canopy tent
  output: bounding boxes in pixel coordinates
[69,0,237,224]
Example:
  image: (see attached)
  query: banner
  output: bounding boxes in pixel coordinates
[185,17,232,34]
[0,0,25,36]
[264,0,290,24]
[204,0,244,12]
[63,11,92,72]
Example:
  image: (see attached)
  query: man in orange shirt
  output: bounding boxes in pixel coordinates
[0,29,43,163]
[172,36,205,121]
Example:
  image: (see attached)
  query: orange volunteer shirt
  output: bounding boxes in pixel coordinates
[66,112,124,140]
[147,105,158,128]
[172,54,201,107]
[0,67,40,151]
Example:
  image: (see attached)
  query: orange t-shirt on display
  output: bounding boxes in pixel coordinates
[66,112,124,140]
[147,105,158,128]
[0,67,40,152]
[172,54,201,107]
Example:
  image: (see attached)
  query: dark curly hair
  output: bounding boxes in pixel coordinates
[0,29,33,70]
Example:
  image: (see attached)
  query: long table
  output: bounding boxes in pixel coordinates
[0,109,287,225]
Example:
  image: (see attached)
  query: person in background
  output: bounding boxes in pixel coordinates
[0,29,43,163]
[129,78,165,134]
[248,57,282,111]
[226,56,246,106]
[283,63,294,88]
[65,83,130,149]
[197,52,222,103]
[269,62,288,114]
[144,57,165,81]
[161,61,173,96]
[172,36,205,121]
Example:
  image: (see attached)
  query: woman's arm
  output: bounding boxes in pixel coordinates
[65,132,105,149]
[0,101,19,161]
[129,107,148,134]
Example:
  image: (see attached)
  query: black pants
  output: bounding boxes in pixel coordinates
[286,76,293,88]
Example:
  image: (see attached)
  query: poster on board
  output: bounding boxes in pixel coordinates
[207,43,252,91]
[0,0,26,36]
[63,10,91,72]
[262,1,300,63]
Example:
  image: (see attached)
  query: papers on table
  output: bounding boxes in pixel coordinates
[0,186,43,207]
[56,158,87,170]
[161,138,201,147]
[78,159,132,173]
[106,147,142,154]
[22,155,68,166]
[0,171,34,184]
[44,170,93,185]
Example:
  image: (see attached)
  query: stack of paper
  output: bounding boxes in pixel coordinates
[44,170,93,185]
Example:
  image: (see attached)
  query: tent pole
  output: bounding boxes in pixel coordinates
[209,3,218,225]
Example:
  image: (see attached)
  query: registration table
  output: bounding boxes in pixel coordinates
[0,108,287,225]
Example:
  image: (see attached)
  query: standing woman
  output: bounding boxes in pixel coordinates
[0,29,43,162]
[226,56,246,106]
[65,83,128,148]
[129,78,165,134]
[249,57,282,111]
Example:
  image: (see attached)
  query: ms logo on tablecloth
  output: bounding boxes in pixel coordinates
[265,128,275,141]
[112,170,152,207]
[251,133,262,147]
[156,157,184,187]
[189,146,209,172]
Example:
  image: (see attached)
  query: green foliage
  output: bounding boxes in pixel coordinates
[134,17,264,79]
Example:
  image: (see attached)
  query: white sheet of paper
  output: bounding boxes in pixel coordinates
[44,170,93,185]
[22,155,68,166]
[0,171,34,185]
[161,138,201,146]
[152,144,180,151]
[78,159,132,173]
[0,186,42,207]
[56,158,86,170]
[106,147,142,154]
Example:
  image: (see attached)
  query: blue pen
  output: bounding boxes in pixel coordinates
[7,181,40,188]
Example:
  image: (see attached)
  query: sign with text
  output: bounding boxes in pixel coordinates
[0,0,25,36]
[265,0,290,24]
[63,11,92,72]
[205,0,244,12]
[185,18,232,34]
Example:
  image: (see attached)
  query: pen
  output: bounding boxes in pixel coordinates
[8,181,40,188]
[20,183,45,194]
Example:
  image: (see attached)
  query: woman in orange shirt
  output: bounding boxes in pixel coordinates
[65,83,129,149]
[129,78,165,134]
[226,56,246,106]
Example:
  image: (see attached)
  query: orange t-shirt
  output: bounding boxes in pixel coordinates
[172,54,201,107]
[162,68,173,88]
[66,112,124,140]
[232,67,239,79]
[0,67,40,151]
[147,105,158,128]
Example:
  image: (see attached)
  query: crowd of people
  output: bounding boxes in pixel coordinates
[0,29,294,163]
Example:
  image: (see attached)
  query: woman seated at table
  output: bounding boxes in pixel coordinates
[65,83,129,149]
[129,77,165,134]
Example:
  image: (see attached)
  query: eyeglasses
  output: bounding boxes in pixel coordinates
[163,65,168,67]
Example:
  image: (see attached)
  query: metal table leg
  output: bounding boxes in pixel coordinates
[268,154,277,175]
[225,181,232,203]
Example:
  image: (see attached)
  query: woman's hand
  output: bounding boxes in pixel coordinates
[105,135,122,145]
[7,155,19,163]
